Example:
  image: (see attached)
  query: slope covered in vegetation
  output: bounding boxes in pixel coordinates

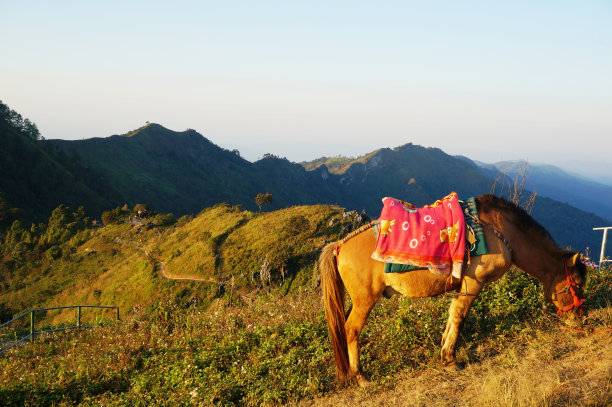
[1,265,610,406]
[0,199,611,406]
[0,101,117,224]
[0,203,364,322]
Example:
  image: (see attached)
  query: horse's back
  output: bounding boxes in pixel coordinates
[336,226,512,299]
[337,228,459,298]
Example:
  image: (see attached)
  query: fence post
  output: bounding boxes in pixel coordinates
[29,311,34,342]
[77,306,81,328]
[116,307,120,321]
[593,227,612,271]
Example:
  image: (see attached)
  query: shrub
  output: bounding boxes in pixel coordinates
[150,213,176,227]
[0,302,13,323]
[101,206,130,226]
[46,245,62,261]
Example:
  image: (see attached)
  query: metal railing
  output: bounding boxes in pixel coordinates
[0,305,119,355]
[593,227,612,270]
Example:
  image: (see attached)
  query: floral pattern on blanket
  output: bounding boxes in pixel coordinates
[371,192,466,278]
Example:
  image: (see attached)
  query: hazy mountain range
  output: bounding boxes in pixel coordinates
[471,160,612,220]
[1,121,609,253]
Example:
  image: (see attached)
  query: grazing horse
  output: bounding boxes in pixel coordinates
[320,194,587,386]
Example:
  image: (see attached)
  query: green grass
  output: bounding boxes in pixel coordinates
[1,202,610,406]
[1,264,609,406]
[0,203,363,325]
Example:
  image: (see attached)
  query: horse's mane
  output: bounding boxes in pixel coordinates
[476,194,557,248]
[477,194,587,282]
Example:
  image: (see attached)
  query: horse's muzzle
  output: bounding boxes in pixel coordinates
[561,305,588,327]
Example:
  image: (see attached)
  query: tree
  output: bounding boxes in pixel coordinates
[0,193,10,230]
[133,203,152,218]
[254,193,273,214]
[101,206,130,226]
[46,204,75,245]
[0,100,42,140]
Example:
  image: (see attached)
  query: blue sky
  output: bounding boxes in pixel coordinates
[1,1,611,181]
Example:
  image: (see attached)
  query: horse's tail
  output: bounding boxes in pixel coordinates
[320,242,349,382]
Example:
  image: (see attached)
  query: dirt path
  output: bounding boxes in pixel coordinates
[142,246,255,302]
[140,246,215,283]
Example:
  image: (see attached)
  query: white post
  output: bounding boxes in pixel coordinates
[593,227,612,270]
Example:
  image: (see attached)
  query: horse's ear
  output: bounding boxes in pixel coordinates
[570,251,582,266]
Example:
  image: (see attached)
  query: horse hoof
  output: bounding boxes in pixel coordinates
[444,362,464,372]
[356,374,372,388]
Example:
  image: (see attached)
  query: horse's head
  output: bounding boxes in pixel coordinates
[549,252,588,323]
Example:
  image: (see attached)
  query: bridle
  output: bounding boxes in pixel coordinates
[554,259,585,316]
[552,257,612,335]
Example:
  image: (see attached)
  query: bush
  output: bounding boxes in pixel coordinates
[46,245,62,261]
[150,213,176,227]
[101,206,130,226]
[467,267,546,339]
[0,302,13,323]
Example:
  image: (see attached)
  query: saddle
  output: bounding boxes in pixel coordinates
[371,193,488,278]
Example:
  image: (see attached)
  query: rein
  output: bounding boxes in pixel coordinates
[464,212,514,260]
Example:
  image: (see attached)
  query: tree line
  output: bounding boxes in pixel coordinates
[0,100,42,141]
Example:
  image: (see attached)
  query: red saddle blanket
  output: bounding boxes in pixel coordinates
[371,192,466,278]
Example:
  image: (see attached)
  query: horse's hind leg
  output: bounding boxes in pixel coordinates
[345,296,377,387]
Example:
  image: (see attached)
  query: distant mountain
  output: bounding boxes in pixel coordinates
[304,144,494,214]
[559,160,612,187]
[471,160,612,221]
[47,123,348,215]
[303,149,610,252]
[2,116,609,252]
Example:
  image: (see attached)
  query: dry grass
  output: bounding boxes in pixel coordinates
[300,308,612,407]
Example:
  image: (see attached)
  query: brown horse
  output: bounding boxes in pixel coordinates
[320,194,588,386]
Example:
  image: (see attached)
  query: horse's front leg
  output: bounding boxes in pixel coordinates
[440,276,483,369]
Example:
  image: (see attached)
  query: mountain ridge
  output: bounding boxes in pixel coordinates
[1,118,609,251]
[471,159,612,221]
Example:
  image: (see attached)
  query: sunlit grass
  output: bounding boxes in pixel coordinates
[1,204,610,406]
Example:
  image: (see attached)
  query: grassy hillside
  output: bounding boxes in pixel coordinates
[1,266,610,406]
[0,204,363,322]
[0,220,190,323]
[0,199,611,405]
